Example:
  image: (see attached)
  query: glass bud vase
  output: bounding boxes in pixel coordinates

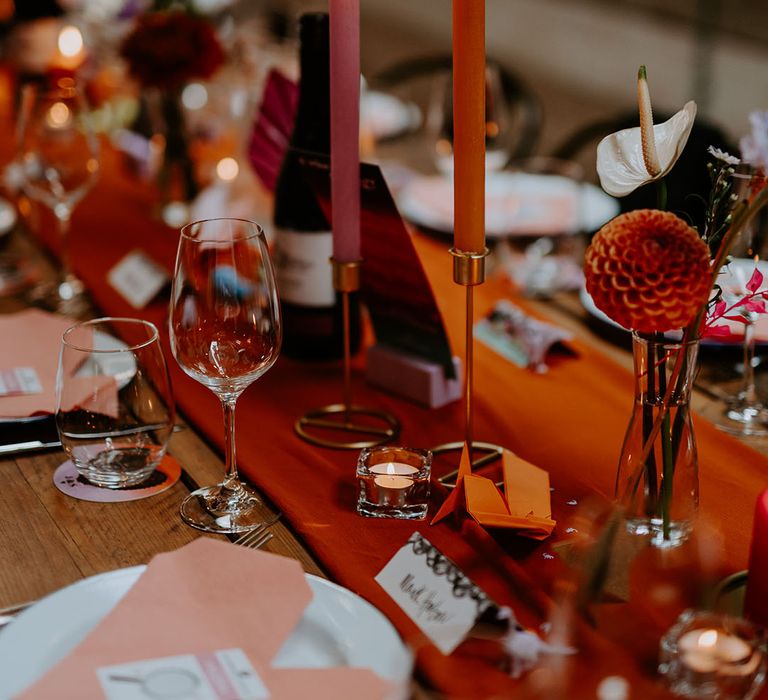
[616,332,700,548]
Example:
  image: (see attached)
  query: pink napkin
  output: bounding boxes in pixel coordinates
[20,538,395,699]
[0,309,74,417]
[0,310,119,419]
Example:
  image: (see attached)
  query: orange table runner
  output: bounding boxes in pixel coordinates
[21,148,768,698]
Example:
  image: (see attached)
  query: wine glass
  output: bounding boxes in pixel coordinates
[169,218,281,533]
[716,165,768,436]
[426,63,510,175]
[16,78,100,310]
[56,318,175,488]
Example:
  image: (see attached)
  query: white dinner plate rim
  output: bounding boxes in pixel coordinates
[0,564,410,698]
[396,170,619,237]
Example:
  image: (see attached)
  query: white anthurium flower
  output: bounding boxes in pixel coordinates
[596,100,697,197]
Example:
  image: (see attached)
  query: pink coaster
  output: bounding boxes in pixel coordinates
[53,455,182,502]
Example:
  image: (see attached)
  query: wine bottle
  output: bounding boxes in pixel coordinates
[272,12,361,360]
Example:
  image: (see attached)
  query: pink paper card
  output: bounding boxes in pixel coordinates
[0,310,74,417]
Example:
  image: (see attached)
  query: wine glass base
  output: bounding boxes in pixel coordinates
[715,404,768,437]
[180,483,278,534]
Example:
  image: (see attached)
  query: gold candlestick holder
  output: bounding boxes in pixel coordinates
[433,248,504,487]
[295,258,401,449]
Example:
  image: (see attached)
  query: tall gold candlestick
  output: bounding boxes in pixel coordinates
[295,259,401,450]
[432,248,504,487]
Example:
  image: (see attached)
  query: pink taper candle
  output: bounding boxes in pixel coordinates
[745,490,768,627]
[452,0,486,254]
[329,0,362,263]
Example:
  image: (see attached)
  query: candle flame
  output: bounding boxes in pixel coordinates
[699,630,718,649]
[386,463,395,475]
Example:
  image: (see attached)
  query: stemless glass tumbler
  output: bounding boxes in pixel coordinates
[169,218,281,534]
[56,318,174,488]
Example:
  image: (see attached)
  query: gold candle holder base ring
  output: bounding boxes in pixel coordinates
[295,403,401,450]
[431,441,504,489]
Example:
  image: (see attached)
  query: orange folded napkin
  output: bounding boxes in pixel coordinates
[20,538,395,700]
[0,309,74,417]
[432,446,556,539]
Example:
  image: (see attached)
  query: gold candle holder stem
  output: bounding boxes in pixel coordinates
[342,289,352,420]
[464,283,474,461]
[295,258,400,450]
[432,247,505,487]
[333,258,360,421]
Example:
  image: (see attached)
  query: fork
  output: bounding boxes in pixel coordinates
[232,514,280,550]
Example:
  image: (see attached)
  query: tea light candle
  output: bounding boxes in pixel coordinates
[678,628,753,674]
[371,462,418,504]
[356,447,432,520]
[659,610,766,698]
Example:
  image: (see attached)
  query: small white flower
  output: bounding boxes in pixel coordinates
[708,146,740,165]
[740,110,768,170]
[597,101,697,197]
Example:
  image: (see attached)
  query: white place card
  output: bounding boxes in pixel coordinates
[0,367,42,396]
[375,531,493,655]
[97,648,269,700]
[107,250,169,309]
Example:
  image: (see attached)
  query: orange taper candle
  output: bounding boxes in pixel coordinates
[452,0,486,254]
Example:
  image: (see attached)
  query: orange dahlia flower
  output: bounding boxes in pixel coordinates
[585,209,712,333]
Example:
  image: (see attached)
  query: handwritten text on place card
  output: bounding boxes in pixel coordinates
[375,532,492,655]
[0,367,42,396]
[107,250,169,309]
[97,648,269,700]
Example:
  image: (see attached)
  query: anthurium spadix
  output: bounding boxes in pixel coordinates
[596,66,697,197]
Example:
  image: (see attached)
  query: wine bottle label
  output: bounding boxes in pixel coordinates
[273,229,335,307]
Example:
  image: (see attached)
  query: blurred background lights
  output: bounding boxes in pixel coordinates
[182,83,208,111]
[216,157,239,182]
[57,25,83,58]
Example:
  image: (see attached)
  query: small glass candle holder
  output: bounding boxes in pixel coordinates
[356,446,431,520]
[659,609,766,699]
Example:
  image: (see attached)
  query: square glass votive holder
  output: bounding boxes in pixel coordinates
[356,446,431,520]
[659,609,767,699]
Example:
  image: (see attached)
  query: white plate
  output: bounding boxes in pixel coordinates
[74,331,137,390]
[361,91,421,140]
[580,257,768,345]
[0,566,412,699]
[396,171,619,238]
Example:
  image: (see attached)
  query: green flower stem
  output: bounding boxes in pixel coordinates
[661,409,674,539]
[643,335,658,507]
[656,179,668,211]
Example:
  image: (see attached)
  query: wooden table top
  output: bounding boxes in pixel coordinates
[0,229,324,616]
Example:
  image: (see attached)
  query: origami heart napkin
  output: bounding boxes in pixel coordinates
[432,445,556,539]
[20,538,395,699]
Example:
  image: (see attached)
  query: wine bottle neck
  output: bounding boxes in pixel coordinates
[292,14,330,153]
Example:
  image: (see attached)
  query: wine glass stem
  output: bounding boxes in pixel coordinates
[741,316,759,404]
[222,397,240,489]
[54,204,73,280]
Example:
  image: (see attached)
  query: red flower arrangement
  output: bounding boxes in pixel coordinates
[584,209,712,333]
[120,10,225,90]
